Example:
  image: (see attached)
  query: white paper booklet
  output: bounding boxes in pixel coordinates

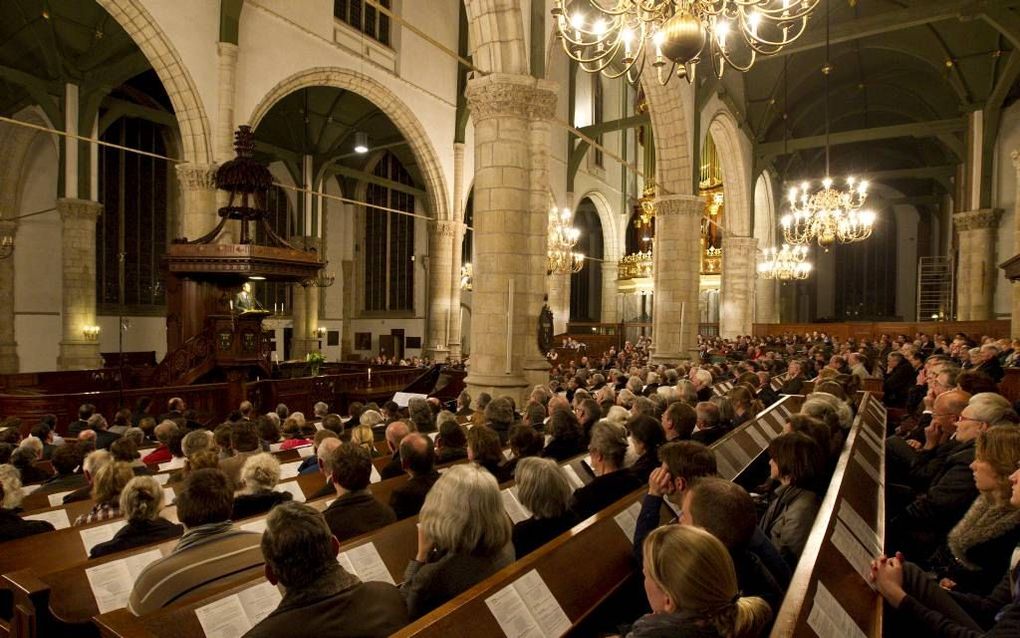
[370,464,382,484]
[160,456,186,472]
[194,581,282,638]
[501,486,533,525]
[239,519,268,534]
[84,548,163,613]
[561,466,584,491]
[278,461,302,480]
[80,520,127,554]
[277,481,305,502]
[336,542,395,584]
[297,445,316,458]
[807,581,867,638]
[485,569,571,638]
[613,500,643,543]
[47,490,72,507]
[24,508,70,530]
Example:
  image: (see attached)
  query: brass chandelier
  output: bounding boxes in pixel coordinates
[548,207,585,275]
[757,244,812,280]
[551,0,819,85]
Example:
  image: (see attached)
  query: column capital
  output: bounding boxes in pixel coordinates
[465,73,558,121]
[433,219,465,238]
[56,198,102,223]
[174,162,218,191]
[0,219,17,234]
[954,208,1002,231]
[653,194,703,217]
[217,41,239,59]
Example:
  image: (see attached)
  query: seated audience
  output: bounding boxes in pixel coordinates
[243,502,408,637]
[401,464,514,619]
[68,403,95,437]
[305,437,343,501]
[323,442,396,540]
[484,397,515,445]
[73,461,134,526]
[218,420,261,489]
[511,457,576,559]
[110,438,151,475]
[408,397,436,433]
[380,420,410,479]
[39,444,86,494]
[627,414,666,483]
[541,409,584,462]
[89,413,122,450]
[455,390,473,419]
[141,420,180,465]
[231,452,293,520]
[298,430,339,475]
[570,421,642,520]
[63,449,112,504]
[128,469,262,615]
[691,401,726,446]
[30,422,56,460]
[90,475,184,558]
[280,416,314,451]
[467,425,511,483]
[759,432,823,568]
[11,440,53,485]
[0,464,55,540]
[434,414,468,464]
[627,525,771,638]
[503,424,545,477]
[661,401,697,442]
[389,433,440,520]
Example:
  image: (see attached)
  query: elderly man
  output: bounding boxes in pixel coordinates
[322,443,395,541]
[141,420,180,465]
[67,403,95,437]
[974,343,1005,382]
[380,421,410,480]
[218,421,261,490]
[244,502,408,637]
[779,360,806,395]
[86,414,121,451]
[389,433,440,520]
[128,469,262,616]
[691,402,725,446]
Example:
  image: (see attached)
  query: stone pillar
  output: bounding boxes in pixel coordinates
[954,209,1002,321]
[447,143,467,361]
[719,236,757,338]
[175,163,218,241]
[291,283,308,360]
[547,272,570,335]
[0,220,17,373]
[465,73,557,404]
[601,260,619,324]
[425,220,460,361]
[57,198,103,370]
[215,43,239,164]
[1011,150,1020,337]
[340,259,354,358]
[290,235,322,359]
[755,278,779,324]
[650,195,703,363]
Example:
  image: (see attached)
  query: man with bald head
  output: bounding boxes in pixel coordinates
[380,421,410,480]
[388,433,439,519]
[886,389,971,493]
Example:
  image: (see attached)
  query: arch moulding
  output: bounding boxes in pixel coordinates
[575,189,621,261]
[707,109,752,238]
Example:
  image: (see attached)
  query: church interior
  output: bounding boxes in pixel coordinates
[1,1,1020,636]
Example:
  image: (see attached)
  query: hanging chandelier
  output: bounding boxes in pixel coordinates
[551,0,818,86]
[757,244,812,280]
[548,207,585,275]
[779,2,876,251]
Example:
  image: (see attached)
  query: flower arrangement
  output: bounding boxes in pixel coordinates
[306,351,326,376]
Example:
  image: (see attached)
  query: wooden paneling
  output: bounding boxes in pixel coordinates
[752,320,1010,341]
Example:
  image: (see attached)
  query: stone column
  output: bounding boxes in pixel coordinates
[601,260,619,324]
[465,73,557,404]
[57,198,103,370]
[215,43,239,164]
[340,259,354,358]
[174,163,218,241]
[289,235,322,359]
[425,219,459,361]
[546,272,570,335]
[650,195,703,363]
[954,209,1001,321]
[447,143,467,361]
[719,236,757,338]
[1011,150,1020,337]
[0,220,17,372]
[755,278,779,324]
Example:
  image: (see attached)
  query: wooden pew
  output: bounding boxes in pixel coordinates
[769,393,886,637]
[711,395,803,483]
[711,379,735,397]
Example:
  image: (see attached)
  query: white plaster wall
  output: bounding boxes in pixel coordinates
[95,316,168,361]
[349,317,424,359]
[992,101,1020,318]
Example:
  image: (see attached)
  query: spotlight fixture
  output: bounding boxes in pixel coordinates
[353,132,369,154]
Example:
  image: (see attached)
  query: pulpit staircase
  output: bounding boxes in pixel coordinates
[150,328,217,387]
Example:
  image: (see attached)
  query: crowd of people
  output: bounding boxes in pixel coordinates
[1,329,1019,636]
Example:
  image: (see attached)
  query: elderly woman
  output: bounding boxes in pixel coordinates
[759,432,824,569]
[280,416,315,451]
[435,413,468,464]
[231,452,293,520]
[512,457,576,559]
[467,426,511,483]
[570,421,642,520]
[407,397,436,433]
[401,464,514,619]
[10,439,52,485]
[922,426,1020,594]
[90,475,184,558]
[0,464,55,540]
[541,408,584,462]
[74,461,135,526]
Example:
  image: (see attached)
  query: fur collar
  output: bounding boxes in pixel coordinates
[948,495,1020,570]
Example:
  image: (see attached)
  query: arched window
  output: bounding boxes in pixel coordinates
[96,117,169,312]
[592,76,604,167]
[364,152,414,312]
[569,200,604,322]
[462,192,473,267]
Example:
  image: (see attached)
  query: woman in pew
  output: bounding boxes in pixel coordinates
[0,464,54,540]
[570,421,642,521]
[758,432,823,569]
[73,461,134,526]
[512,457,577,559]
[467,425,513,483]
[622,525,771,638]
[628,414,666,483]
[90,475,184,558]
[727,386,760,429]
[401,463,514,620]
[921,426,1020,595]
[231,452,293,520]
[541,408,585,462]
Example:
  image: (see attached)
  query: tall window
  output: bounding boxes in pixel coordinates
[97,118,169,312]
[253,186,294,312]
[364,153,415,312]
[334,0,392,46]
[592,76,604,167]
[569,202,603,322]
[834,214,897,320]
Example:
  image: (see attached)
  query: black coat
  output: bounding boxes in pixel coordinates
[884,359,916,408]
[0,508,54,541]
[629,451,659,484]
[512,513,577,559]
[976,358,1005,383]
[541,436,583,462]
[90,517,184,558]
[323,490,396,541]
[691,427,726,446]
[389,471,440,520]
[435,447,466,465]
[95,429,122,451]
[379,453,403,480]
[67,420,89,437]
[779,376,804,396]
[231,490,293,521]
[569,469,642,521]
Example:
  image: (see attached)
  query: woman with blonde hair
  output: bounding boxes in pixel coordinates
[628,525,771,637]
[401,463,513,619]
[231,452,293,519]
[512,457,577,558]
[74,461,134,526]
[90,475,183,558]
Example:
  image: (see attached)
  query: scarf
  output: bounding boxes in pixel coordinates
[173,520,237,553]
[947,495,1020,571]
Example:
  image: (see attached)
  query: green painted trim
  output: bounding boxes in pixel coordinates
[566,60,577,192]
[530,0,545,78]
[220,0,244,44]
[454,3,470,144]
[756,118,966,158]
[326,165,427,199]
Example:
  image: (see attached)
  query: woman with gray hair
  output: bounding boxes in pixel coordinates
[407,397,435,433]
[90,475,183,558]
[231,452,293,520]
[0,464,55,540]
[401,464,513,619]
[569,420,642,520]
[511,457,577,559]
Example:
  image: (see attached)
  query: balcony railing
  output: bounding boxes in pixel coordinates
[618,251,653,280]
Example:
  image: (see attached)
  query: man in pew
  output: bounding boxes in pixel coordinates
[67,403,95,437]
[141,421,180,466]
[455,390,473,419]
[218,421,261,489]
[157,397,186,424]
[779,360,806,395]
[30,422,57,460]
[886,389,969,490]
[298,430,339,475]
[38,444,86,494]
[128,468,262,615]
[570,421,641,521]
[380,421,410,480]
[0,464,54,540]
[389,432,440,520]
[322,442,395,540]
[242,502,408,637]
[661,402,697,442]
[690,402,726,446]
[11,439,53,484]
[304,437,343,501]
[89,413,123,451]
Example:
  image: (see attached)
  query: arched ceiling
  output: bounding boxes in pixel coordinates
[708,0,1020,205]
